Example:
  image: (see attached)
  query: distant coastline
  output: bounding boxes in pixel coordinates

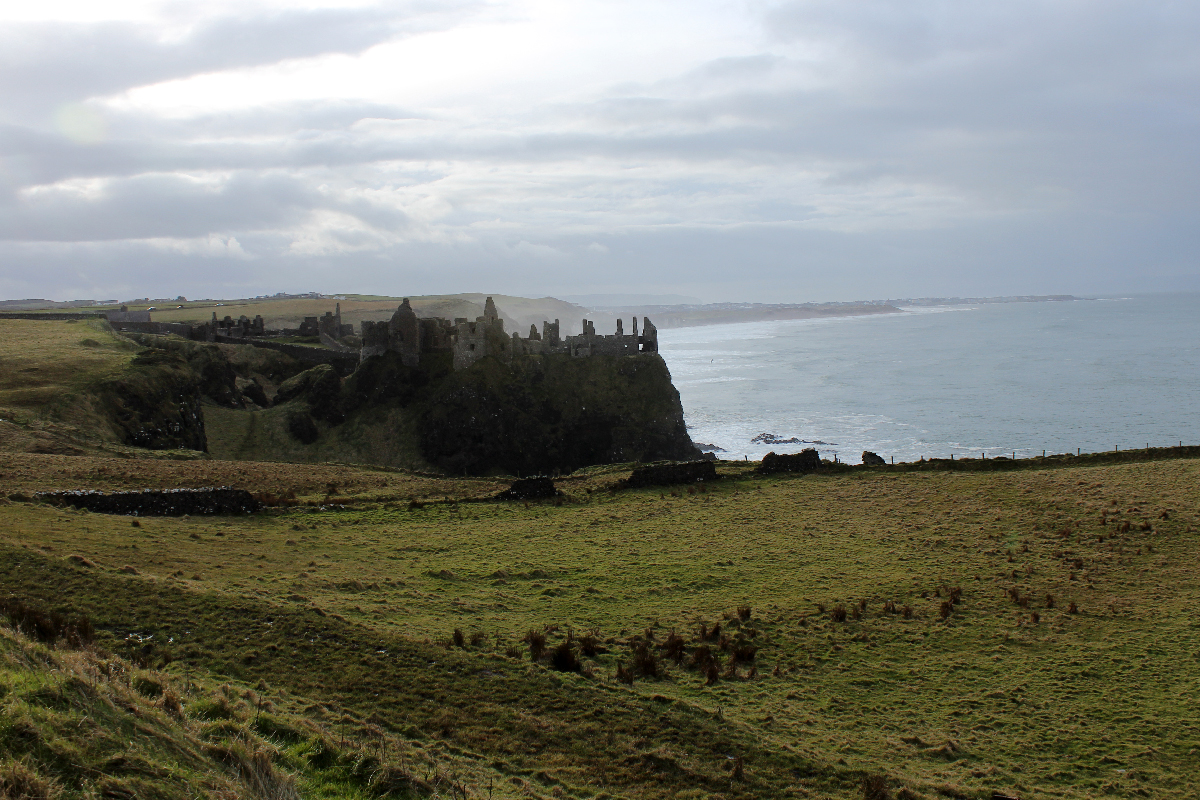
[584,294,1081,330]
[886,294,1080,307]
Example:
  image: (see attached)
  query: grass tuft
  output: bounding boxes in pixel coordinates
[550,640,581,672]
[523,629,547,662]
[862,773,893,800]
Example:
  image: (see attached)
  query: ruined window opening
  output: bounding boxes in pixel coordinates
[469,344,476,351]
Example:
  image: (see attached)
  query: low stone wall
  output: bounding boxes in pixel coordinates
[34,488,262,516]
[496,477,560,500]
[0,312,106,321]
[757,449,821,474]
[625,460,718,488]
[109,320,197,337]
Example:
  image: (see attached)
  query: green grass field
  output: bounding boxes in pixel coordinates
[3,453,1198,798]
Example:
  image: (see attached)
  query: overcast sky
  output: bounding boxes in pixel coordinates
[2,0,1197,302]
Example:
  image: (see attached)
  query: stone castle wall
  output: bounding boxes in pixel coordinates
[361,295,659,370]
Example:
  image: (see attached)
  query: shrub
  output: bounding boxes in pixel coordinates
[901,605,914,619]
[662,630,687,664]
[705,661,720,686]
[550,641,581,672]
[615,662,634,685]
[1068,601,1079,614]
[452,629,465,648]
[1030,611,1041,625]
[862,774,893,800]
[1045,594,1056,609]
[160,688,184,720]
[731,641,757,663]
[938,601,952,620]
[0,758,62,800]
[883,600,897,614]
[0,598,93,648]
[580,629,603,657]
[632,642,660,678]
[523,630,547,662]
[831,605,848,623]
[737,606,752,621]
[469,631,487,647]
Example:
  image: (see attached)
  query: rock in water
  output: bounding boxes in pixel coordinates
[757,449,821,474]
[496,477,560,500]
[861,450,886,466]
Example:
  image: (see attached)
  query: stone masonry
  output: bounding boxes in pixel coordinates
[360,296,659,369]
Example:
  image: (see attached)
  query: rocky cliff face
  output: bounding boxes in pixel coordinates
[412,352,699,475]
[118,338,700,475]
[95,350,209,452]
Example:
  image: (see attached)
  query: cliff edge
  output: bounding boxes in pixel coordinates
[413,351,699,475]
[201,347,700,475]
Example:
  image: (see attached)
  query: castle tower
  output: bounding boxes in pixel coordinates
[543,319,560,347]
[641,317,658,352]
[388,298,421,367]
[484,296,498,322]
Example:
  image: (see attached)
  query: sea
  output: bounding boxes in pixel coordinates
[656,293,1200,464]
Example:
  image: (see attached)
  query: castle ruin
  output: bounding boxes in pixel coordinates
[361,296,658,370]
[105,296,657,373]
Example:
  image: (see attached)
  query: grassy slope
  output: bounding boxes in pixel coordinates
[0,620,486,799]
[0,319,155,456]
[202,401,430,471]
[2,455,1199,798]
[0,319,134,423]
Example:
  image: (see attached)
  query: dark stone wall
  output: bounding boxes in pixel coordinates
[757,449,822,474]
[625,460,718,488]
[0,312,105,320]
[35,488,261,516]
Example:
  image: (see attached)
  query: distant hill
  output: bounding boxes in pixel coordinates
[562,293,704,307]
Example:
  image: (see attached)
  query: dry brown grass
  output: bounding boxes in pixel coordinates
[0,451,504,500]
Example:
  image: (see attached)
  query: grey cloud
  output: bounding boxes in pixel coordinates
[2,1,1199,301]
[0,3,478,120]
[2,171,321,241]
